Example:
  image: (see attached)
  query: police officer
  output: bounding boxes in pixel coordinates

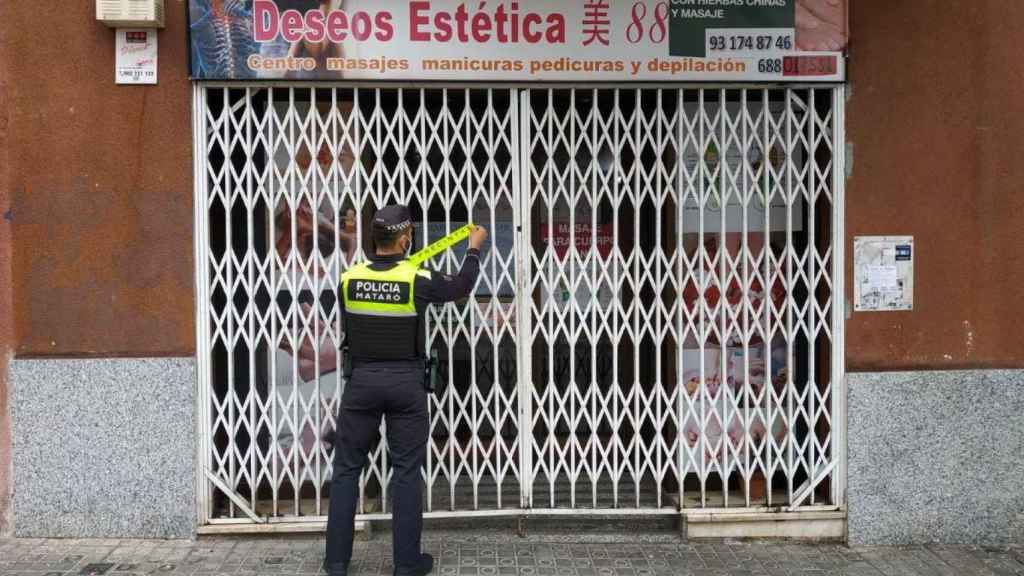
[325,205,487,576]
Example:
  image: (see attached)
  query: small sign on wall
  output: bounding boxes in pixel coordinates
[116,29,157,85]
[854,236,914,311]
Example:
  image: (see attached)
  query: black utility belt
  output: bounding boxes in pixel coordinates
[343,353,439,393]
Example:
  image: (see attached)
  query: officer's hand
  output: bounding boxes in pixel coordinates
[469,225,488,250]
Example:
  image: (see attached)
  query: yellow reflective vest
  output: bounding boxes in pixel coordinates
[340,260,430,360]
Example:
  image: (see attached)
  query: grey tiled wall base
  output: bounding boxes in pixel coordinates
[11,358,196,538]
[847,369,1024,545]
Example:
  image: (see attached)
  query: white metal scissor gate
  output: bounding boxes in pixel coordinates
[193,84,845,528]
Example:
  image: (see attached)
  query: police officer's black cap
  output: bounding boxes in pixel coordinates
[372,205,412,233]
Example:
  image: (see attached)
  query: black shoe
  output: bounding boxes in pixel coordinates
[394,552,434,576]
[324,561,348,576]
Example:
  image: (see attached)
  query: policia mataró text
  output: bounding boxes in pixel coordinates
[325,205,488,576]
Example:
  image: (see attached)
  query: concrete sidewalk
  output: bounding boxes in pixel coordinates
[0,534,1021,576]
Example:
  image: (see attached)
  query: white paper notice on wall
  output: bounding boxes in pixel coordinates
[116,29,158,85]
[854,236,914,311]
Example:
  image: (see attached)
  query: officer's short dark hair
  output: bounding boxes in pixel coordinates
[372,225,409,249]
[371,205,413,250]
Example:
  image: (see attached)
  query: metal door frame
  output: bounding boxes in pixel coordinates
[192,82,846,529]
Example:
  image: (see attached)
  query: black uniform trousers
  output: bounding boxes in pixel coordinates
[325,362,428,569]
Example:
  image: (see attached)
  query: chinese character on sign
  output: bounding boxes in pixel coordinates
[582,0,611,46]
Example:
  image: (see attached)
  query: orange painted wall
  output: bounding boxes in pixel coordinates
[845,1,1024,370]
[3,0,1022,373]
[7,1,194,357]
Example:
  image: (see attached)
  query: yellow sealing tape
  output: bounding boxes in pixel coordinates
[408,223,476,267]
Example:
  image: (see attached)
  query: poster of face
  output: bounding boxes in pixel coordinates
[263,98,360,480]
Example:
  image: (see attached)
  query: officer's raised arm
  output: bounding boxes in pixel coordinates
[415,225,488,304]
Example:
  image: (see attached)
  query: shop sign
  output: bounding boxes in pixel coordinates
[188,0,846,82]
[117,29,158,85]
